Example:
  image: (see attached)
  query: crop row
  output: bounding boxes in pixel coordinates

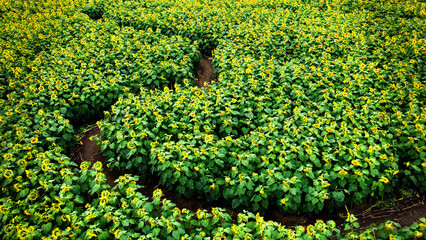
[1,96,425,239]
[1,0,426,238]
[2,9,199,122]
[97,0,426,213]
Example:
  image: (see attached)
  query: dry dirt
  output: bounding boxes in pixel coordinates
[196,56,213,88]
[70,127,118,188]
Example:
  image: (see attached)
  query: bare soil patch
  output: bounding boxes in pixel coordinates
[196,56,214,88]
[70,127,118,188]
[354,196,426,230]
[266,195,425,231]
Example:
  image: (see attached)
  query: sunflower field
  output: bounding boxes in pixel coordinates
[1,0,426,239]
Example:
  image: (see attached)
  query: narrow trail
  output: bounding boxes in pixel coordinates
[196,56,214,88]
[70,128,426,230]
[69,56,426,231]
[70,127,119,188]
[355,196,426,231]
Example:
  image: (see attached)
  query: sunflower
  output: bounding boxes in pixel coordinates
[126,187,135,197]
[126,141,135,150]
[101,190,110,198]
[80,161,90,170]
[87,230,97,238]
[380,177,389,184]
[413,231,424,238]
[41,163,48,172]
[93,161,102,171]
[86,215,96,220]
[153,188,163,198]
[351,160,360,166]
[17,159,27,167]
[95,172,105,182]
[51,228,61,239]
[205,135,214,142]
[3,169,13,178]
[28,191,38,201]
[60,168,70,176]
[137,208,146,217]
[306,225,315,236]
[99,198,108,206]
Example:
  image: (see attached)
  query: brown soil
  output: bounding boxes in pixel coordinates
[70,127,119,188]
[70,127,426,231]
[265,195,426,231]
[353,196,426,230]
[196,56,214,88]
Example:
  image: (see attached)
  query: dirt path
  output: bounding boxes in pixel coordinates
[354,196,426,231]
[266,195,426,230]
[69,127,426,231]
[70,127,118,188]
[196,56,213,88]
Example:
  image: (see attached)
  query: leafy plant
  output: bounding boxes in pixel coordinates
[1,0,426,239]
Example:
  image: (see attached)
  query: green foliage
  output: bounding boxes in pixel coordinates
[98,0,426,214]
[1,0,426,239]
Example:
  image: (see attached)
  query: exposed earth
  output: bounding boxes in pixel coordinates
[196,56,214,88]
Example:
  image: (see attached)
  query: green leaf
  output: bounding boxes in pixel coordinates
[216,178,225,185]
[127,148,137,158]
[62,207,72,214]
[42,222,52,234]
[90,184,100,194]
[344,224,351,231]
[172,230,181,239]
[201,219,209,228]
[123,219,130,227]
[18,188,29,198]
[98,231,110,240]
[236,185,246,196]
[60,107,67,114]
[252,195,262,203]
[310,154,321,167]
[152,228,160,236]
[211,217,220,225]
[332,191,345,203]
[74,196,84,204]
[232,198,240,208]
